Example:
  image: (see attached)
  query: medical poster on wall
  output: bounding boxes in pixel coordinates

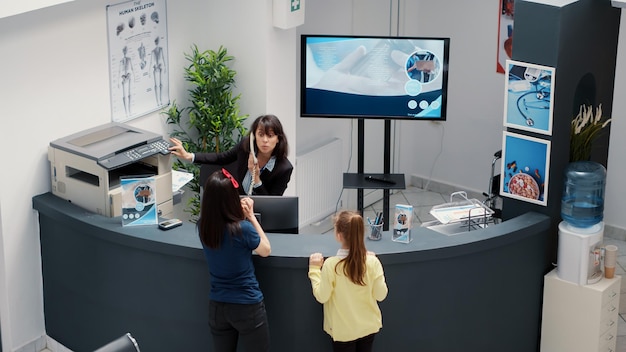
[503,60,555,135]
[107,0,170,123]
[496,0,515,73]
[500,131,550,206]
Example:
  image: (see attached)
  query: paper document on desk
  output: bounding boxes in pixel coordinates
[172,170,194,192]
[430,204,487,224]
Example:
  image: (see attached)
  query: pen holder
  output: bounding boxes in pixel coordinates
[367,223,384,241]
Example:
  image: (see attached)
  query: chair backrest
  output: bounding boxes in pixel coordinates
[93,333,140,352]
[199,161,239,190]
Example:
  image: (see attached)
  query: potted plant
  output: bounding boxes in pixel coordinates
[164,44,248,221]
[569,103,611,162]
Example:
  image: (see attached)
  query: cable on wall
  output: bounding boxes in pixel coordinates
[423,123,445,191]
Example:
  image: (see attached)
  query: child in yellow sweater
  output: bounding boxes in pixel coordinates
[308,210,388,351]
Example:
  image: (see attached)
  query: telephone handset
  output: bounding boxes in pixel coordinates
[249,133,258,164]
[248,133,257,195]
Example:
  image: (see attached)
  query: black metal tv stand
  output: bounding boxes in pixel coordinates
[342,119,405,231]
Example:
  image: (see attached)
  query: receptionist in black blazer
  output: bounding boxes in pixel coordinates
[169,114,293,196]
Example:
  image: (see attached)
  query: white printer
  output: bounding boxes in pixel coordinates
[48,122,173,217]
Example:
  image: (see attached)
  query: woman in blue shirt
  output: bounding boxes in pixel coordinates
[198,168,271,351]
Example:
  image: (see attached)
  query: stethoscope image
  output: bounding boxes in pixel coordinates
[510,67,551,127]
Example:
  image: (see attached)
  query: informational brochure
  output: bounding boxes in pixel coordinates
[121,176,158,226]
[393,204,413,243]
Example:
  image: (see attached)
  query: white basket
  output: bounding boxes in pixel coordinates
[429,191,494,226]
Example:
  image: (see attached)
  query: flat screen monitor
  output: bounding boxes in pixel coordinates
[301,34,450,120]
[243,195,299,234]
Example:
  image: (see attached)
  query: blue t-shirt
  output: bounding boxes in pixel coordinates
[202,220,263,304]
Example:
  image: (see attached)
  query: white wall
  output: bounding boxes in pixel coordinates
[1,0,626,350]
[396,0,506,191]
[0,0,75,19]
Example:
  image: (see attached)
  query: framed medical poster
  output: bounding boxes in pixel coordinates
[121,176,159,226]
[500,131,550,206]
[503,60,555,135]
[107,0,170,123]
[496,0,515,73]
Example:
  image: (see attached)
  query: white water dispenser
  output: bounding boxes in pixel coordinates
[556,161,606,285]
[556,221,604,285]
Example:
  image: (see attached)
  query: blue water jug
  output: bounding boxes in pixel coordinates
[561,161,606,228]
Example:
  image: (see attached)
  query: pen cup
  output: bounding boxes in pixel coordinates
[368,223,384,241]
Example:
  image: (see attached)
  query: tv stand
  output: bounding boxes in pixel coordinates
[344,173,405,188]
[343,119,405,230]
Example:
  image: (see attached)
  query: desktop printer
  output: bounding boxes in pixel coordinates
[48,122,173,217]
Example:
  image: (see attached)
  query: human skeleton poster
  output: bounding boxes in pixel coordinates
[107,0,169,122]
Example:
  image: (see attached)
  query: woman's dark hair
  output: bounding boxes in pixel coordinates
[198,170,245,248]
[333,210,367,286]
[246,114,289,158]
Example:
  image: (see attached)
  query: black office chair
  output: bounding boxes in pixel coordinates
[93,333,140,352]
[483,150,502,222]
[199,161,239,190]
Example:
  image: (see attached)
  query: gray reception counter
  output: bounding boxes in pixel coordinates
[33,192,552,352]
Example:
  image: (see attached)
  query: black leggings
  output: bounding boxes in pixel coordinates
[332,333,376,352]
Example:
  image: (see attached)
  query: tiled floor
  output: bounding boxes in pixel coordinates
[300,186,626,351]
[38,186,626,351]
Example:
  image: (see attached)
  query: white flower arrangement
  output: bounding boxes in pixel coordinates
[570,104,611,162]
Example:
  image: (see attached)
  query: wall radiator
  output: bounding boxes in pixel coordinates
[296,138,343,227]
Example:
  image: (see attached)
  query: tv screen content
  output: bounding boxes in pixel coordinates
[301,35,450,120]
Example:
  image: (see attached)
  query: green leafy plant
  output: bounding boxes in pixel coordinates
[164,45,248,221]
[570,104,611,162]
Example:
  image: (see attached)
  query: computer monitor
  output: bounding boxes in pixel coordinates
[243,195,299,234]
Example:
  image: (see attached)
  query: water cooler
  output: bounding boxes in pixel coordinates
[556,161,606,285]
[557,221,604,285]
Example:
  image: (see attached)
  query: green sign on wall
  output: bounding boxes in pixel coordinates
[291,0,300,12]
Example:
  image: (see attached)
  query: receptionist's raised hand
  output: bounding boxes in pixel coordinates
[168,137,193,162]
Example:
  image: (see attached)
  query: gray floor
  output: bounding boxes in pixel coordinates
[40,186,626,351]
[300,186,626,351]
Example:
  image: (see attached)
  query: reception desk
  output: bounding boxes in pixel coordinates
[33,192,552,352]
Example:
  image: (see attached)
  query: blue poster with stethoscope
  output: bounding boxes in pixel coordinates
[503,60,555,135]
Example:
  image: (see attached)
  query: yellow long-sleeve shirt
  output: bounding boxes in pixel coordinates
[308,252,388,342]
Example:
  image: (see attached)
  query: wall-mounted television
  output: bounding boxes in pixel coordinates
[301,35,450,120]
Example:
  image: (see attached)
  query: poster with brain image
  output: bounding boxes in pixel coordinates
[500,131,550,206]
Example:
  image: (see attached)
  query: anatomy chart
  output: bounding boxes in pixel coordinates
[107,0,169,122]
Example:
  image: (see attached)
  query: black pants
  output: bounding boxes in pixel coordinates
[332,333,376,352]
[208,300,270,352]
